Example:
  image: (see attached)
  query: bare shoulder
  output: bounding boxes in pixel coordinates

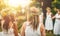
[22,22,27,28]
[21,22,27,32]
[22,21,29,28]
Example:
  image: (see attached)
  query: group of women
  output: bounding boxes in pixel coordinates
[0,6,60,36]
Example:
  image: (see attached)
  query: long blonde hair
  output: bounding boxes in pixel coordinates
[29,7,40,30]
[29,15,39,30]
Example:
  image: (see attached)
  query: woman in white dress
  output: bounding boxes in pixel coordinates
[0,9,19,36]
[9,14,19,36]
[1,15,15,36]
[21,7,46,36]
[45,7,53,33]
[52,9,60,36]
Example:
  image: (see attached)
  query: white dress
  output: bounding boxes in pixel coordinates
[24,22,41,36]
[2,30,9,36]
[39,12,43,23]
[1,28,14,36]
[54,13,60,35]
[45,13,53,30]
[8,28,14,36]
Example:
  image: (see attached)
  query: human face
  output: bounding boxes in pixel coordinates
[47,9,51,13]
[57,9,60,14]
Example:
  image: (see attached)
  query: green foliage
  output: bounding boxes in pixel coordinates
[52,0,60,9]
[0,0,6,10]
[17,19,26,32]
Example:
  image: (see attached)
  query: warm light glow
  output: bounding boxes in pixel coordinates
[18,0,32,7]
[3,0,32,15]
[22,9,25,13]
[3,0,8,5]
[4,0,32,7]
[8,9,17,15]
[18,0,32,13]
[8,0,20,7]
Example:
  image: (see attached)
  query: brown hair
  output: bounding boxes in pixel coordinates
[13,23,18,36]
[3,15,11,31]
[29,15,39,30]
[10,14,18,36]
[46,7,51,11]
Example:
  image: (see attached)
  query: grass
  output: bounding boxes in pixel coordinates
[46,32,54,36]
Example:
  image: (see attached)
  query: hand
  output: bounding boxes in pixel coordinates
[57,18,60,20]
[41,2,43,6]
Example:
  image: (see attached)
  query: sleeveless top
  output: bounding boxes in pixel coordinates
[25,21,41,36]
[2,28,14,36]
[46,13,52,19]
[55,13,60,23]
[8,28,14,36]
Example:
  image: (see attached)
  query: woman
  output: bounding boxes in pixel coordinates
[21,7,46,36]
[52,9,60,36]
[1,14,18,36]
[9,14,18,36]
[45,7,53,33]
[2,15,14,36]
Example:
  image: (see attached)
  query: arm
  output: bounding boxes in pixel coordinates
[51,13,55,19]
[56,17,60,20]
[1,20,4,31]
[40,0,44,6]
[52,13,57,19]
[40,24,46,36]
[51,13,54,18]
[42,13,44,23]
[13,23,18,36]
[52,16,56,19]
[21,23,26,36]
[41,2,43,6]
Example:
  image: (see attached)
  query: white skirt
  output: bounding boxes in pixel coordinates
[45,18,53,30]
[0,32,14,36]
[54,20,60,35]
[0,32,8,36]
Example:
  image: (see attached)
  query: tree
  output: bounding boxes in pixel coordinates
[0,0,6,11]
[52,0,60,9]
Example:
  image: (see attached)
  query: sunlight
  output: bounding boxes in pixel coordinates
[19,0,32,7]
[3,0,32,7]
[8,0,20,7]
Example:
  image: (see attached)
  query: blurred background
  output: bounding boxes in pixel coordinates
[0,0,60,36]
